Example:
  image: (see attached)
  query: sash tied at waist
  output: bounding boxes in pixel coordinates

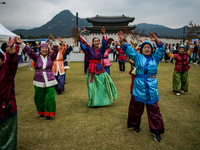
[89,60,101,83]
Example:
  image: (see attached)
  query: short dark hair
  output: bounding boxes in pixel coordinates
[1,43,7,52]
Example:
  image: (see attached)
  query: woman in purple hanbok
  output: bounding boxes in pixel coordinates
[16,34,58,121]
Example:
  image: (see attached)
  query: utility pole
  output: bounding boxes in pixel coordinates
[76,12,78,46]
[183,26,185,44]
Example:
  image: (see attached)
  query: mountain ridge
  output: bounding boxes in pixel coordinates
[12,10,184,38]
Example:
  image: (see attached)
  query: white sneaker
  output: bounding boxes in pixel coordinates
[196,63,199,67]
[176,93,180,96]
[193,62,196,64]
[180,90,184,94]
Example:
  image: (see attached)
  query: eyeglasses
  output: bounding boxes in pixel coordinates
[143,46,151,49]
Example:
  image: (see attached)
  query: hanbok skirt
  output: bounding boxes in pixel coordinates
[86,71,117,107]
[0,115,17,150]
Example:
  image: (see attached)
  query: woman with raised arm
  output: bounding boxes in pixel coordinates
[50,37,74,95]
[80,27,117,107]
[16,34,58,121]
[118,31,165,142]
[0,37,18,150]
[166,40,194,96]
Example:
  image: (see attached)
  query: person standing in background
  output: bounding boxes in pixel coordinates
[192,41,198,64]
[170,43,176,63]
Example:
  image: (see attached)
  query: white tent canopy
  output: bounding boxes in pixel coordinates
[0,23,20,45]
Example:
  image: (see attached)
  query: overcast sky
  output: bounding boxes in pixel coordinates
[0,0,199,29]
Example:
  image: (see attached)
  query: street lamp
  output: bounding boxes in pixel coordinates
[0,2,6,4]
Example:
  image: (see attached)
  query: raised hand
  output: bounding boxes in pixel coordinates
[46,38,50,43]
[72,39,75,43]
[117,31,124,45]
[189,39,193,45]
[8,37,17,47]
[50,34,55,42]
[101,26,106,35]
[57,37,63,42]
[138,39,142,42]
[147,31,159,43]
[80,29,86,36]
[16,37,23,44]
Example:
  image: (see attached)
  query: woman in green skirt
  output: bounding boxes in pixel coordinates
[80,27,117,107]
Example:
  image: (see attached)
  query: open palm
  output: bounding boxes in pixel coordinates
[8,37,16,47]
[147,31,158,42]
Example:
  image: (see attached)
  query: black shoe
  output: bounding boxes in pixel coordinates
[134,127,141,133]
[153,133,161,142]
[46,116,51,121]
[57,91,61,95]
[40,115,45,119]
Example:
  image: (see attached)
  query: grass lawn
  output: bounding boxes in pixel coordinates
[15,61,200,150]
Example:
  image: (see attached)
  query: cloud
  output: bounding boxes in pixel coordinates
[0,0,199,29]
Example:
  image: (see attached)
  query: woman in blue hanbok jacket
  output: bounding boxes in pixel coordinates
[118,31,165,142]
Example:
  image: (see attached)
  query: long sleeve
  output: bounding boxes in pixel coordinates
[167,52,174,58]
[20,43,38,62]
[62,44,67,55]
[64,46,73,55]
[80,36,90,53]
[49,42,59,61]
[107,48,111,54]
[152,41,165,64]
[101,35,108,54]
[6,52,18,79]
[116,46,121,53]
[15,44,20,54]
[187,45,195,57]
[121,43,140,64]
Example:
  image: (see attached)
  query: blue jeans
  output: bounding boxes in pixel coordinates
[193,52,198,63]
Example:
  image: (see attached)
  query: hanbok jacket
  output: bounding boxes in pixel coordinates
[173,53,190,72]
[50,44,71,76]
[0,52,18,124]
[101,48,112,68]
[121,41,165,105]
[80,35,108,74]
[21,42,58,87]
